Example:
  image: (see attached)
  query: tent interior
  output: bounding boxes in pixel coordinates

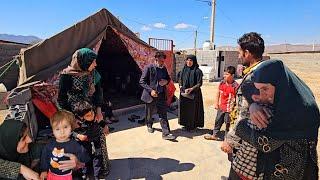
[97,28,143,109]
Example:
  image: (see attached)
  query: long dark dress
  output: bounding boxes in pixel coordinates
[178,61,204,130]
[58,71,110,176]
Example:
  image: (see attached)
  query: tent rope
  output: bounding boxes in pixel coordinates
[0,59,16,70]
[0,59,18,79]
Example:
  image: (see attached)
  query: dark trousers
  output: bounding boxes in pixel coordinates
[104,105,114,118]
[145,92,170,135]
[228,168,241,180]
[212,109,230,136]
[81,138,105,178]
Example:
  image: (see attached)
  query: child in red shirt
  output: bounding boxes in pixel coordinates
[204,66,238,140]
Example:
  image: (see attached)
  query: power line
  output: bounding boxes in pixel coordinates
[195,0,213,6]
[175,32,195,46]
[215,3,234,24]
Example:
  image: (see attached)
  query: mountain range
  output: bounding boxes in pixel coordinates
[0,34,42,44]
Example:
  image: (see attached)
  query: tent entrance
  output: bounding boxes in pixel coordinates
[97,29,142,109]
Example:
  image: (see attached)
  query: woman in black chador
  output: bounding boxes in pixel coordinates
[178,55,204,131]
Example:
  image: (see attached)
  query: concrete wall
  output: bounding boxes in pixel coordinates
[173,54,187,82]
[173,50,243,81]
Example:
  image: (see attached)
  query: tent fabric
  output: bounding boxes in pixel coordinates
[17,8,176,109]
[0,41,28,90]
[18,8,150,85]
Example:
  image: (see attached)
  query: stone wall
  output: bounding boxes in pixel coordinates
[173,54,187,82]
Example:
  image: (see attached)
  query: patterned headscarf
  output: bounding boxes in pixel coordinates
[62,48,98,75]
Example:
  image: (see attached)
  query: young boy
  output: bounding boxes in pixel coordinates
[72,101,110,179]
[40,110,90,180]
[204,66,238,140]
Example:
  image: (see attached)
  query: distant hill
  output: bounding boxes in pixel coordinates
[0,34,41,44]
[216,44,320,53]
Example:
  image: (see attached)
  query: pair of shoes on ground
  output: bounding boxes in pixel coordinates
[138,117,154,124]
[203,134,222,141]
[147,127,176,140]
[105,117,119,124]
[128,114,141,122]
[108,126,115,132]
[147,126,154,133]
[162,133,176,140]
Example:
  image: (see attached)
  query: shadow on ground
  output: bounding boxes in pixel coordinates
[110,110,178,133]
[170,128,211,139]
[107,157,195,180]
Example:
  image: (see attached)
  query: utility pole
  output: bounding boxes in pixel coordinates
[313,40,315,51]
[194,30,198,55]
[210,0,216,50]
[285,40,288,52]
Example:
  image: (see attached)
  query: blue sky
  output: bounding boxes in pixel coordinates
[1,0,319,49]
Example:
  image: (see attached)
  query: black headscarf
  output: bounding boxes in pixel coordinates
[0,120,26,162]
[252,60,320,140]
[180,55,201,89]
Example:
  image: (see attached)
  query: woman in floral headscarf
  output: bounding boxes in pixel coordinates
[58,48,111,177]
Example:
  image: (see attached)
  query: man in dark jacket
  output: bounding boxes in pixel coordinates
[139,51,176,140]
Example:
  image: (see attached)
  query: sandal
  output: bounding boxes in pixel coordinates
[130,114,140,119]
[110,116,119,123]
[128,117,135,122]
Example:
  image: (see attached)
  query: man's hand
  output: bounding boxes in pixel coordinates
[20,164,40,180]
[185,88,193,94]
[159,79,168,86]
[220,141,233,153]
[151,90,158,97]
[249,103,269,129]
[59,153,79,171]
[77,134,88,141]
[214,104,219,110]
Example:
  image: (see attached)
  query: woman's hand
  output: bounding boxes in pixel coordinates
[58,153,79,171]
[40,172,47,180]
[220,141,233,154]
[95,107,103,122]
[20,164,40,180]
[77,134,88,141]
[249,103,269,129]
